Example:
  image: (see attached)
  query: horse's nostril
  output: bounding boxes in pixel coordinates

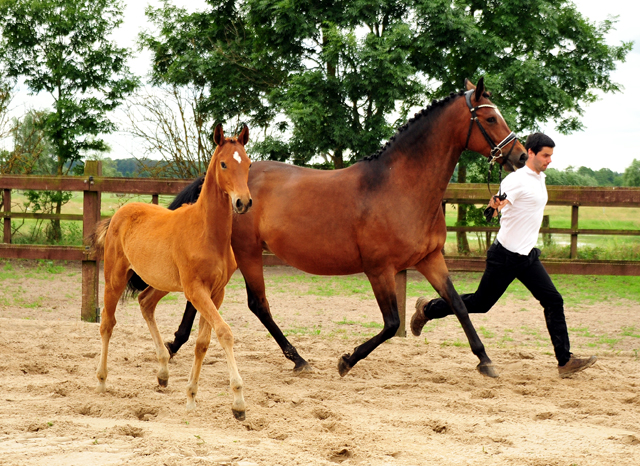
[248,199,253,208]
[236,199,243,209]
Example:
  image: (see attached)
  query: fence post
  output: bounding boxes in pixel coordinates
[570,204,579,259]
[542,215,551,247]
[394,270,407,337]
[3,189,10,243]
[152,194,159,205]
[82,161,102,322]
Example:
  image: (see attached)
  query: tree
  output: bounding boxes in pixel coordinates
[0,0,138,239]
[623,159,640,187]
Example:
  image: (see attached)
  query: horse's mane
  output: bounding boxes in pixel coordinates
[359,90,468,163]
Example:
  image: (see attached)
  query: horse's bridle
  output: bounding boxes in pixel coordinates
[463,89,518,169]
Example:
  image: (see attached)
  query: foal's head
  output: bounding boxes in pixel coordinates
[211,124,253,214]
[463,78,528,171]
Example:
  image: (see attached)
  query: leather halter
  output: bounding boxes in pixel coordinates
[463,89,518,168]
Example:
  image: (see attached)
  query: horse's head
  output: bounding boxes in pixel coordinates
[212,124,253,214]
[463,78,527,171]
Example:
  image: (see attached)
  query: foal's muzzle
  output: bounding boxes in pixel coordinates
[233,196,253,214]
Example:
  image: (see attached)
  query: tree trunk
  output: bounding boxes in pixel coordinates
[332,148,344,169]
[456,164,470,254]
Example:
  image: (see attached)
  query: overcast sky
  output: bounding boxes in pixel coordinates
[8,0,640,172]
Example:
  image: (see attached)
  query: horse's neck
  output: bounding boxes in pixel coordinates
[388,104,465,205]
[194,170,233,245]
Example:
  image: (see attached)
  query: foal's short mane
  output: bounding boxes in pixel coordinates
[360,89,472,163]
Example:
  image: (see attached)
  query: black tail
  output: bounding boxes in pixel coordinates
[125,175,206,299]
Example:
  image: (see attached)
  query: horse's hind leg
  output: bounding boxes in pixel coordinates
[96,257,131,393]
[414,252,497,377]
[185,287,245,420]
[241,260,312,372]
[138,286,171,386]
[165,301,198,358]
[338,269,400,376]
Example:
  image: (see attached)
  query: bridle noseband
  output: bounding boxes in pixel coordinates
[463,89,518,169]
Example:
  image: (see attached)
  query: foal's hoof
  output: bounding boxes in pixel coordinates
[158,377,169,387]
[232,409,246,421]
[338,354,352,377]
[477,363,499,378]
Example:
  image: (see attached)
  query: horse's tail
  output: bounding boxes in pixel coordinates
[89,217,111,259]
[124,175,206,300]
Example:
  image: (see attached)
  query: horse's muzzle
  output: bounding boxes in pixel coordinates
[233,197,253,214]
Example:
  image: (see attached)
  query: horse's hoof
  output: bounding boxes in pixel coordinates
[477,363,499,378]
[164,341,176,360]
[232,409,246,421]
[96,382,106,394]
[293,361,316,374]
[186,400,196,411]
[158,377,168,387]
[338,355,352,377]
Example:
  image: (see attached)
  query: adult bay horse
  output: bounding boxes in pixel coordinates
[131,78,527,378]
[90,124,252,420]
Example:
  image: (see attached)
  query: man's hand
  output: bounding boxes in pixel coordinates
[483,193,508,222]
[489,194,509,216]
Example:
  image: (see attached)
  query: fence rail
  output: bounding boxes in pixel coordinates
[2,165,640,334]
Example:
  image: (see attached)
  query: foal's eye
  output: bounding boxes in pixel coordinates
[221,162,227,169]
[249,163,252,169]
[487,117,497,124]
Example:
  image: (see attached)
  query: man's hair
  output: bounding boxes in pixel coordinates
[525,132,555,155]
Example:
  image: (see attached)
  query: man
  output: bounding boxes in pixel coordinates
[411,132,596,378]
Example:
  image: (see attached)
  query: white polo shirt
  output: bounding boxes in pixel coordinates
[495,165,548,255]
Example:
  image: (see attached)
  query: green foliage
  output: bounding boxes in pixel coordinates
[141,0,630,169]
[0,0,139,174]
[623,159,640,187]
[545,166,598,186]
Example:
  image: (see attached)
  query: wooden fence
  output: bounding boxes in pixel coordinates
[2,162,640,336]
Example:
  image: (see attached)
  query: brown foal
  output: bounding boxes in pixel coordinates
[90,124,252,420]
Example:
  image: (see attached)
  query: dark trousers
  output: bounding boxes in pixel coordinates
[425,240,572,365]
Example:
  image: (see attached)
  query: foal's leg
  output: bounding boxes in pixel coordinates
[338,268,400,376]
[414,252,497,377]
[185,314,211,410]
[96,258,130,393]
[138,286,171,386]
[185,286,246,420]
[240,259,312,372]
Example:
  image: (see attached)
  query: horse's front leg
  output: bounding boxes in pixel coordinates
[138,287,171,386]
[186,287,246,420]
[165,302,198,358]
[414,252,497,377]
[338,269,400,376]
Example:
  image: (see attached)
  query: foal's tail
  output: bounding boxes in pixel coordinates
[89,217,112,259]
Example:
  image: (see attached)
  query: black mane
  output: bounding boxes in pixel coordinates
[359,90,467,163]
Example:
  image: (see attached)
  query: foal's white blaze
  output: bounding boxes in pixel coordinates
[233,151,242,164]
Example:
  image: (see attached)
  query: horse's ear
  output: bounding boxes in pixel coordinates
[238,124,249,146]
[474,77,485,102]
[214,124,224,146]
[465,78,476,91]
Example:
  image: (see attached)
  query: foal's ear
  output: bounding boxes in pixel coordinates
[464,78,475,91]
[238,124,249,146]
[474,77,485,102]
[214,124,225,146]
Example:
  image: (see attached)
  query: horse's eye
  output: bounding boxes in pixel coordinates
[221,162,227,169]
[487,117,497,124]
[249,163,252,169]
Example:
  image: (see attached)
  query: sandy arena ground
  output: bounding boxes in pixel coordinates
[1,261,639,465]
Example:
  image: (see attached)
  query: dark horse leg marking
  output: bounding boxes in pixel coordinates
[165,302,198,357]
[338,270,400,376]
[244,278,312,372]
[415,252,497,377]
